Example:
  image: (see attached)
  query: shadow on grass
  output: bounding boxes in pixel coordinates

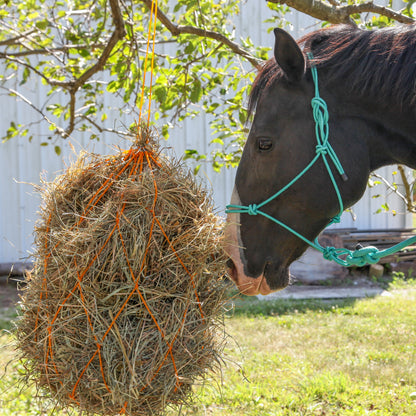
[225,290,359,317]
[223,270,416,318]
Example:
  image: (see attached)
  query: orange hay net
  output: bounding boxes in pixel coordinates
[23,2,224,413]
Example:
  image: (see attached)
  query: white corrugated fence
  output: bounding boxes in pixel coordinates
[0,3,412,265]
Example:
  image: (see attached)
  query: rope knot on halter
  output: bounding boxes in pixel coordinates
[322,246,340,262]
[247,204,259,216]
[315,144,328,156]
[331,214,341,224]
[311,96,329,125]
[346,246,379,267]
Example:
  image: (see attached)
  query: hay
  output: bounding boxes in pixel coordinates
[16,128,228,415]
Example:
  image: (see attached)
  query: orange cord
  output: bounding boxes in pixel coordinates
[36,0,206,410]
[138,0,158,128]
[146,0,158,126]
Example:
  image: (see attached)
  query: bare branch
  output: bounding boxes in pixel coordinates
[0,43,106,57]
[64,91,76,139]
[2,55,70,88]
[1,0,127,108]
[341,2,415,24]
[326,0,339,7]
[267,0,415,25]
[0,29,37,47]
[51,0,127,138]
[398,165,416,213]
[372,171,416,213]
[140,0,262,68]
[4,87,67,137]
[72,0,126,90]
[267,0,354,24]
[79,114,133,137]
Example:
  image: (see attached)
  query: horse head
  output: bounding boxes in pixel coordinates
[225,26,416,295]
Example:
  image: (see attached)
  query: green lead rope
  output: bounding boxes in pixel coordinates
[226,52,416,267]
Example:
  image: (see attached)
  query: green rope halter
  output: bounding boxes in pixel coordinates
[226,52,416,267]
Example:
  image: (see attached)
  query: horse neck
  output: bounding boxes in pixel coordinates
[333,91,416,171]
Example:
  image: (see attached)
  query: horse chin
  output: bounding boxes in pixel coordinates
[227,261,290,296]
[263,261,291,292]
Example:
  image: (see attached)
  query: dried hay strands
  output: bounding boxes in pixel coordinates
[16,127,228,416]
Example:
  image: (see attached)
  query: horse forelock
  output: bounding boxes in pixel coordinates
[248,24,416,120]
[247,59,283,120]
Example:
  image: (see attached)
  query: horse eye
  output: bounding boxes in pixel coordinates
[258,138,273,151]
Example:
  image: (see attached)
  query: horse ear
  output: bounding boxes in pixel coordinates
[273,28,305,83]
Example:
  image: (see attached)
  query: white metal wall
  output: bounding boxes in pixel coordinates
[0,3,411,264]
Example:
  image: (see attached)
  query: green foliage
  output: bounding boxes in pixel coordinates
[349,0,414,27]
[0,0,413,172]
[0,0,288,168]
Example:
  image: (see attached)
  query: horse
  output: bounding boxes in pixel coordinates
[225,24,416,296]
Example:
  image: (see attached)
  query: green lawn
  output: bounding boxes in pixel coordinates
[1,278,416,415]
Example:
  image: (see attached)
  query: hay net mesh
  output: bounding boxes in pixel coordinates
[16,127,228,416]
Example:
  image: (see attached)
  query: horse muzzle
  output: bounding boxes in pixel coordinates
[224,186,290,296]
[224,220,289,295]
[226,256,290,296]
[226,258,273,295]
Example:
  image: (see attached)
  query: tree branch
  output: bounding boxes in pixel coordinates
[0,43,105,57]
[267,0,414,25]
[3,87,67,136]
[0,29,37,47]
[326,0,340,7]
[2,0,126,138]
[79,114,133,137]
[2,55,70,88]
[372,170,416,213]
[140,0,262,68]
[55,0,126,137]
[64,91,76,138]
[397,165,415,213]
[341,3,414,24]
[72,0,126,90]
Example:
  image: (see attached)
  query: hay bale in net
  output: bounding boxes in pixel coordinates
[16,127,228,416]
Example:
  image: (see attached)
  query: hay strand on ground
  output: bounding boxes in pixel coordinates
[16,127,228,415]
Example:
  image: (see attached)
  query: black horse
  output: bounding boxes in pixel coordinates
[225,24,416,295]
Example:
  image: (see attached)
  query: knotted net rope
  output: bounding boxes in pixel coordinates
[17,2,228,414]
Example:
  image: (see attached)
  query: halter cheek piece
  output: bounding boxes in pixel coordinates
[226,53,416,267]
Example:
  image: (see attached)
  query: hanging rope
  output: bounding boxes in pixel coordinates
[35,1,209,411]
[137,0,158,128]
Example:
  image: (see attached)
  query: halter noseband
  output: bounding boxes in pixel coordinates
[225,53,416,267]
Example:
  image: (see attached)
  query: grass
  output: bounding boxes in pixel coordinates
[1,277,416,415]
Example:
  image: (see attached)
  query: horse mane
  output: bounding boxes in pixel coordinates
[248,24,416,118]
